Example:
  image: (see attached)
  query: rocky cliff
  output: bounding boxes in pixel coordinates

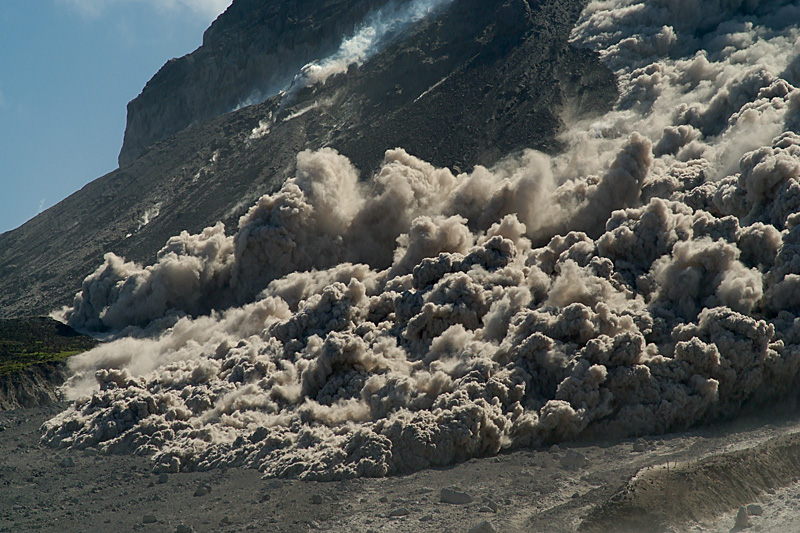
[119,0,394,166]
[0,0,615,318]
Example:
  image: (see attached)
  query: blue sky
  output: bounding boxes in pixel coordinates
[0,0,232,234]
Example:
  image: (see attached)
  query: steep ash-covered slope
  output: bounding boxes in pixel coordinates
[0,0,613,318]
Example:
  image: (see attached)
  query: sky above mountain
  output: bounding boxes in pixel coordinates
[0,0,232,234]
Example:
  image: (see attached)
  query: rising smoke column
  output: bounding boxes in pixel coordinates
[43,0,800,479]
[236,0,455,110]
[292,0,454,87]
[240,0,455,111]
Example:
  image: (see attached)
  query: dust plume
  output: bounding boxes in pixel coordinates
[42,0,800,480]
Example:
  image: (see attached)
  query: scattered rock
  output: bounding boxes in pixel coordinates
[267,480,282,489]
[419,514,433,522]
[633,438,648,452]
[560,450,587,469]
[479,506,494,513]
[194,484,211,497]
[175,525,193,533]
[469,520,497,533]
[142,514,157,524]
[483,499,499,512]
[379,496,389,503]
[60,456,75,468]
[549,445,561,453]
[248,427,268,444]
[440,487,473,505]
[389,507,410,517]
[157,473,169,484]
[311,494,323,504]
[156,456,180,474]
[734,506,752,529]
[746,504,763,516]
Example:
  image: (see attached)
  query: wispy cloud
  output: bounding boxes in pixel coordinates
[57,0,232,21]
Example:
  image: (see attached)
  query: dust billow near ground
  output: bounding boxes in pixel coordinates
[3,402,800,532]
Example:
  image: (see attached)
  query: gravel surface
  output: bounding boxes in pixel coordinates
[3,403,800,532]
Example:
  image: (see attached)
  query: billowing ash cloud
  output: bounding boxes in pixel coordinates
[43,0,800,480]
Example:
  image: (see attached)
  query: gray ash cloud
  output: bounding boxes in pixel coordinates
[42,0,800,480]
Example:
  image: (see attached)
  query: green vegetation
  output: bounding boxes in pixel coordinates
[0,317,97,376]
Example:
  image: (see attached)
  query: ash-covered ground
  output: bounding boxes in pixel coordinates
[3,403,800,532]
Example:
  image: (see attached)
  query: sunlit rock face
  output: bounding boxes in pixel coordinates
[118,0,393,167]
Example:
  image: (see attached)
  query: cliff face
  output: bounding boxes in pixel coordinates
[0,0,615,318]
[119,0,393,166]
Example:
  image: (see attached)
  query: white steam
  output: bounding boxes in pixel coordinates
[238,0,454,110]
[42,0,800,480]
[289,0,453,89]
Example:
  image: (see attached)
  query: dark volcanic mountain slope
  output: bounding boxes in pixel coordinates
[0,0,615,318]
[331,0,615,173]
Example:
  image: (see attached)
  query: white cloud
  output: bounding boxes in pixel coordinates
[58,0,232,21]
[155,0,233,19]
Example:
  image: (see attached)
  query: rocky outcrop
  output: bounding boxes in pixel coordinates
[119,0,393,166]
[0,362,68,410]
